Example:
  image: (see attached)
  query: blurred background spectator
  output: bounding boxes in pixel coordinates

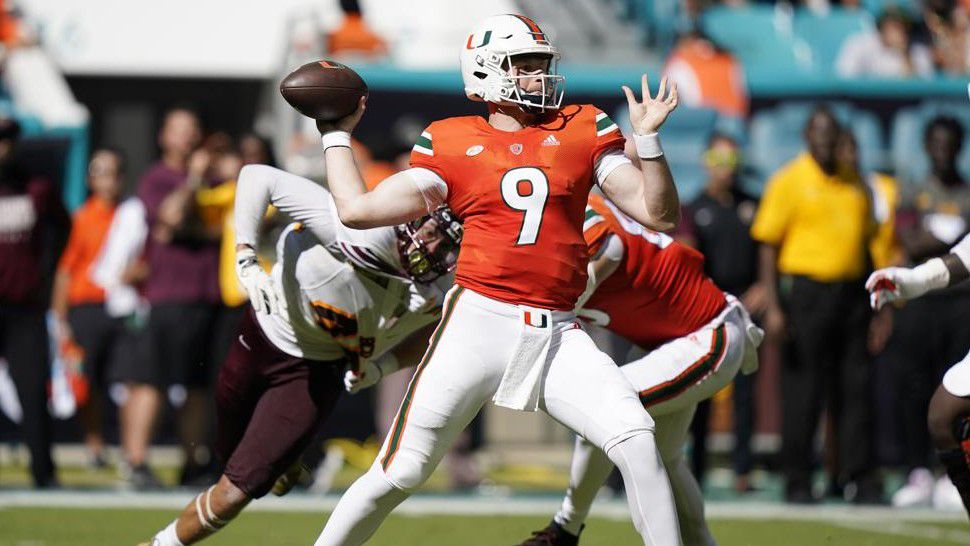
[0,117,67,488]
[135,107,223,487]
[923,0,970,74]
[678,133,762,493]
[663,31,749,118]
[0,0,88,127]
[836,9,935,78]
[751,107,882,504]
[326,0,387,59]
[49,148,125,469]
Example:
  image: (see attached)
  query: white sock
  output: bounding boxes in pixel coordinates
[607,431,682,546]
[313,465,409,546]
[554,436,615,536]
[152,520,184,546]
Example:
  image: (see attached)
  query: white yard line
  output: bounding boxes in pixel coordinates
[0,490,965,524]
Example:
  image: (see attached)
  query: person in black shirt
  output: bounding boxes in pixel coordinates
[679,133,764,493]
[0,118,68,487]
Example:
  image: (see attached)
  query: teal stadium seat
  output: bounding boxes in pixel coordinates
[861,0,922,18]
[701,6,805,75]
[891,102,970,185]
[749,102,885,188]
[793,8,874,75]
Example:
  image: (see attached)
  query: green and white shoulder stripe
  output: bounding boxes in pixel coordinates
[413,131,434,156]
[595,112,618,137]
[583,206,604,232]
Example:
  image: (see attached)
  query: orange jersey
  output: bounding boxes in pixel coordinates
[584,195,726,350]
[410,104,625,310]
[57,197,117,305]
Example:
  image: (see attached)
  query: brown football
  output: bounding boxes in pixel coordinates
[279,60,367,121]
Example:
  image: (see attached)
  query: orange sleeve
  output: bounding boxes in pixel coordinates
[408,122,448,180]
[0,3,21,47]
[591,107,626,161]
[57,215,85,275]
[583,195,615,255]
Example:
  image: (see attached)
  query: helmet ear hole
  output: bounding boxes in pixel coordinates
[473,71,488,80]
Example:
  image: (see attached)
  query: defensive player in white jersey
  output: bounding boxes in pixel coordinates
[314,14,683,546]
[868,233,970,517]
[140,165,461,546]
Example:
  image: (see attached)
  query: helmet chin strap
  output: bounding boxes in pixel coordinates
[518,93,548,115]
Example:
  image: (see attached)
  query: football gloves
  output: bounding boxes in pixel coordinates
[865,258,950,311]
[236,247,287,316]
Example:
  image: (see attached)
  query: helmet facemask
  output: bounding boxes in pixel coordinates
[394,207,463,284]
[500,53,564,114]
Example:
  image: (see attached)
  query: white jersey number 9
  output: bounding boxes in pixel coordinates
[500,167,549,246]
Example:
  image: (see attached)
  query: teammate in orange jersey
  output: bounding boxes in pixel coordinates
[518,195,763,546]
[313,13,683,546]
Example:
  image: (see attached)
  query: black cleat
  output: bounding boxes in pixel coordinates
[516,520,581,546]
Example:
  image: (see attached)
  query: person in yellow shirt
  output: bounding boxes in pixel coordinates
[751,107,883,505]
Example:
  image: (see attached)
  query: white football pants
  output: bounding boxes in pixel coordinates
[555,303,752,546]
[314,286,681,545]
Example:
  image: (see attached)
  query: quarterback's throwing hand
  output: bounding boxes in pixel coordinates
[236,247,287,316]
[316,96,367,136]
[622,74,678,135]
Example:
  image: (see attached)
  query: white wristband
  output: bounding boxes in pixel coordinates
[321,131,352,151]
[634,132,663,159]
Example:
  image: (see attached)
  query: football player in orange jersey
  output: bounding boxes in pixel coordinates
[518,195,764,546]
[313,14,683,546]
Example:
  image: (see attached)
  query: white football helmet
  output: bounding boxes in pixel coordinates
[460,14,564,113]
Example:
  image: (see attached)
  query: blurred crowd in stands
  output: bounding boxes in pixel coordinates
[0,0,968,512]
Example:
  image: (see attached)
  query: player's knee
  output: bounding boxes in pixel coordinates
[604,429,658,467]
[381,449,433,493]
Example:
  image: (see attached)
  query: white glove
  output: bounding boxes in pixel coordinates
[344,359,382,394]
[865,258,949,310]
[236,247,287,315]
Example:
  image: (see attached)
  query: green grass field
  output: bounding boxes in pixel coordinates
[1,507,968,545]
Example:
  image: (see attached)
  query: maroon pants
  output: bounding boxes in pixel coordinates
[215,308,344,498]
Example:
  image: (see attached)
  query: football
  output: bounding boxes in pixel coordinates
[279,60,367,121]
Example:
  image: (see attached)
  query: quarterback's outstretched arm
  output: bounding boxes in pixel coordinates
[867,233,970,310]
[600,75,680,232]
[316,99,435,229]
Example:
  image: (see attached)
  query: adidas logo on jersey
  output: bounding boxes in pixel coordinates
[541,134,560,147]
